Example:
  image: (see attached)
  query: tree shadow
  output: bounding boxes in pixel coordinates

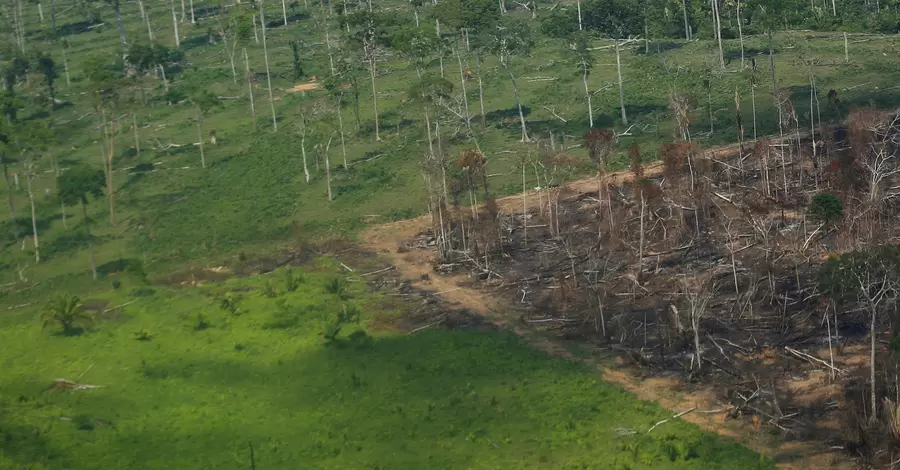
[56,19,103,37]
[484,105,532,123]
[636,41,684,55]
[180,34,212,52]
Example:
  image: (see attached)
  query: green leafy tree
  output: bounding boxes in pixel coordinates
[34,52,59,104]
[808,192,843,226]
[1,53,29,122]
[391,25,441,77]
[125,42,157,104]
[41,295,92,335]
[189,90,221,169]
[58,166,105,279]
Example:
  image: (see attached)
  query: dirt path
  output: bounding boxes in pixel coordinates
[361,136,855,469]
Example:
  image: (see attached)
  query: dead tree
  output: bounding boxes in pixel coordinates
[678,275,716,374]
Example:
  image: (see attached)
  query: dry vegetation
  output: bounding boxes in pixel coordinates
[409,103,900,467]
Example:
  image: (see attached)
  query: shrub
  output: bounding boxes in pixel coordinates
[219,294,241,315]
[323,304,360,343]
[283,268,303,292]
[41,295,92,335]
[262,281,278,298]
[808,192,843,225]
[132,329,153,341]
[325,278,347,298]
[192,313,210,331]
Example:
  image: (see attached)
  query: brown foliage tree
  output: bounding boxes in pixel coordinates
[584,128,616,171]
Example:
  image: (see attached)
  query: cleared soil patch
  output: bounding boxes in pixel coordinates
[359,121,888,469]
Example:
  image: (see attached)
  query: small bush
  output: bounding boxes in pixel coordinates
[219,294,241,315]
[111,279,121,290]
[283,268,303,292]
[262,281,278,298]
[808,192,843,225]
[323,304,360,343]
[192,313,210,331]
[132,329,153,341]
[325,278,348,298]
[131,287,156,297]
[41,295,92,335]
[72,415,96,431]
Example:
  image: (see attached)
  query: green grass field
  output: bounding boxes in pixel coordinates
[0,261,774,469]
[2,0,897,467]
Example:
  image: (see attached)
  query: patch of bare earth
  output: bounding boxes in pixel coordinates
[356,118,900,468]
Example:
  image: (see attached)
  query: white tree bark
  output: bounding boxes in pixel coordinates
[171,0,180,47]
[26,164,38,263]
[259,1,278,131]
[615,40,628,125]
[582,57,593,128]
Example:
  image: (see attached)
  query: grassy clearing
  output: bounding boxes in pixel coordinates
[0,261,774,469]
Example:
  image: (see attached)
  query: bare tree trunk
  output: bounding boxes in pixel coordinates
[159,64,169,91]
[253,14,259,43]
[259,2,277,131]
[615,40,628,125]
[337,93,348,168]
[189,0,195,23]
[132,112,140,158]
[682,0,691,40]
[369,55,381,141]
[282,0,288,25]
[300,125,310,183]
[325,145,333,201]
[180,0,186,21]
[3,164,17,240]
[324,25,336,75]
[522,162,527,244]
[712,0,724,68]
[436,19,444,77]
[106,121,116,225]
[113,0,127,45]
[142,0,154,40]
[582,58,593,128]
[243,48,257,130]
[455,43,471,129]
[736,0,744,69]
[768,30,776,96]
[63,49,70,87]
[637,190,645,281]
[82,201,97,280]
[872,307,878,420]
[577,0,582,30]
[198,111,206,168]
[751,81,757,140]
[49,0,55,33]
[222,35,239,84]
[477,54,486,126]
[26,165,38,263]
[171,0,180,47]
[843,32,849,63]
[504,63,529,142]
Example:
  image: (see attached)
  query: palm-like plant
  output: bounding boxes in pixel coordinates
[41,295,92,335]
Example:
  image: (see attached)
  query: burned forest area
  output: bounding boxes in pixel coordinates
[406,106,900,467]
